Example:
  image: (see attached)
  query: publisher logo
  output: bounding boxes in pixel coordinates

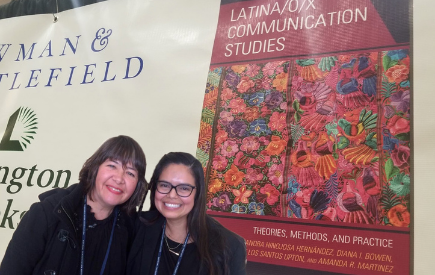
[0,107,38,151]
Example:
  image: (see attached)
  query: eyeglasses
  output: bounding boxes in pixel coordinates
[156,181,196,197]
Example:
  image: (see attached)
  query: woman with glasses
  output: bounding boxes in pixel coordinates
[0,135,147,275]
[127,152,246,275]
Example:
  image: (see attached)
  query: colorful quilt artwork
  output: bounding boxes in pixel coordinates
[197,49,410,227]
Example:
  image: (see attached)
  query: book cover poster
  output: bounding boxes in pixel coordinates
[196,0,410,274]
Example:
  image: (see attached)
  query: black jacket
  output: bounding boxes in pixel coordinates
[0,183,135,275]
[127,211,247,275]
[0,0,106,19]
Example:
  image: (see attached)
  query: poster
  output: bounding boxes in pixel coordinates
[197,0,411,274]
[0,0,220,257]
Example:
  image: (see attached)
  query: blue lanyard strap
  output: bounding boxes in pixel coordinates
[153,221,190,275]
[80,196,119,275]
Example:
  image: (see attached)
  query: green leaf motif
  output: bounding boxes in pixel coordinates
[395,133,410,141]
[294,112,301,123]
[292,100,301,111]
[380,186,401,213]
[296,59,316,66]
[196,148,209,167]
[385,158,400,180]
[207,72,222,87]
[201,108,215,124]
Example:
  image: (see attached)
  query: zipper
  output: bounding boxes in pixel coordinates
[61,204,77,233]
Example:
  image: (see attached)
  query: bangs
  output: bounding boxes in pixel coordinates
[104,140,144,173]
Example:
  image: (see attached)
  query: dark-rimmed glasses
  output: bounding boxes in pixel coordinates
[156,181,196,197]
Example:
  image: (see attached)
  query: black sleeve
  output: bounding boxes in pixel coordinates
[228,234,247,275]
[0,202,49,275]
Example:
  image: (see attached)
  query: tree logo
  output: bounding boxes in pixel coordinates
[0,107,38,151]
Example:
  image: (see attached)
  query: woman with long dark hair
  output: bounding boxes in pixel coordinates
[0,135,147,275]
[127,152,246,275]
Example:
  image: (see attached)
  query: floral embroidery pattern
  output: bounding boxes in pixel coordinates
[197,49,411,227]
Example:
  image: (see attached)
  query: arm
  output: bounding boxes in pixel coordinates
[228,235,247,275]
[0,202,49,275]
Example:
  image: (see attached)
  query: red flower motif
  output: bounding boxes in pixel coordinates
[234,151,255,170]
[229,98,247,114]
[386,115,410,135]
[237,76,255,93]
[268,112,286,132]
[260,184,280,205]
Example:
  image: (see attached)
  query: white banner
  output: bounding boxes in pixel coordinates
[0,0,219,257]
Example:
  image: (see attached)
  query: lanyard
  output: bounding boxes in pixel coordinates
[153,221,190,275]
[80,196,119,275]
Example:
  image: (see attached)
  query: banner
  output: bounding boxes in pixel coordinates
[196,0,411,274]
[0,0,220,257]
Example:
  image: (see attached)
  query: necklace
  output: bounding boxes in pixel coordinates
[165,235,182,256]
[154,221,190,275]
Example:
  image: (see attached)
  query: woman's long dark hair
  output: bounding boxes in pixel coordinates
[79,135,147,214]
[148,152,229,275]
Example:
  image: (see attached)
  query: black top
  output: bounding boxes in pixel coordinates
[126,211,247,275]
[0,183,134,275]
[82,205,128,275]
[152,234,200,275]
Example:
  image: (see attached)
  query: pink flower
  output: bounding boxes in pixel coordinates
[240,136,260,153]
[258,77,272,90]
[219,111,234,125]
[268,112,286,132]
[245,168,264,184]
[246,64,260,77]
[292,76,303,90]
[229,98,247,114]
[262,61,284,76]
[267,164,284,185]
[221,140,239,157]
[260,183,280,205]
[237,76,255,93]
[221,88,235,101]
[212,155,228,171]
[386,115,410,136]
[390,144,410,170]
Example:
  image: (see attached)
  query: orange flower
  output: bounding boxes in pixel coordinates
[385,64,409,84]
[208,178,223,194]
[388,204,410,227]
[224,165,245,187]
[272,72,288,91]
[290,147,313,168]
[231,65,247,74]
[265,136,287,156]
[232,185,253,204]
